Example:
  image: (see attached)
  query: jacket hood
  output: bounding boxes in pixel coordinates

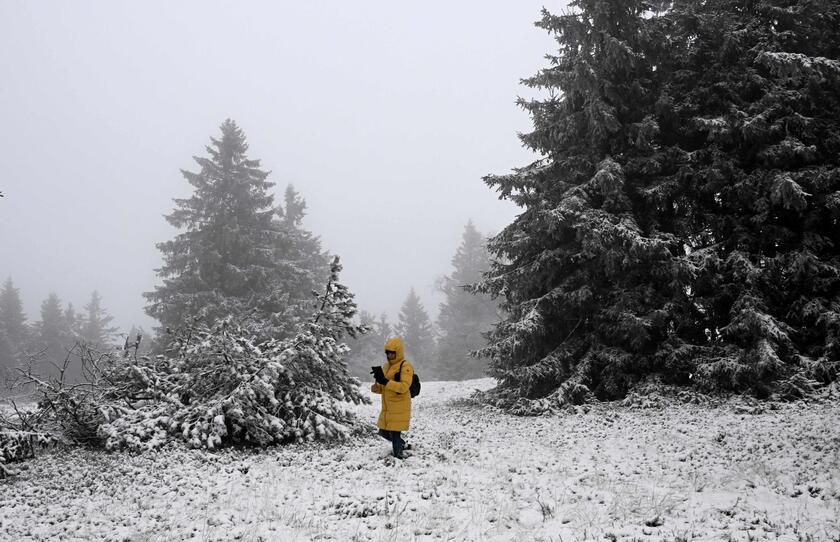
[384,337,406,365]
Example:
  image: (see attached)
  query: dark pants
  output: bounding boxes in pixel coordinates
[378,429,404,457]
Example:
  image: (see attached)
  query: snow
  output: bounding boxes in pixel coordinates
[2,378,839,541]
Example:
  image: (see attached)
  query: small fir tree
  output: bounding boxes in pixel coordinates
[64,303,80,342]
[80,291,118,348]
[395,288,436,369]
[36,293,67,370]
[376,313,392,340]
[345,310,391,379]
[0,278,27,376]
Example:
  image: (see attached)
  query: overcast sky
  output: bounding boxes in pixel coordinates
[0,1,562,334]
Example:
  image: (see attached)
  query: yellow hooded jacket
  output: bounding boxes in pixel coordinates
[371,337,414,432]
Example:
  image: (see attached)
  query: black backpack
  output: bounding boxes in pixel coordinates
[394,360,421,398]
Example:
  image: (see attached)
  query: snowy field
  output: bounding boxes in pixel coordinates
[1,379,839,541]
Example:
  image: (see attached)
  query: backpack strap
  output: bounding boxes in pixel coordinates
[394,360,405,382]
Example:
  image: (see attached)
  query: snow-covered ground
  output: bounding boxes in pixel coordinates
[1,379,839,541]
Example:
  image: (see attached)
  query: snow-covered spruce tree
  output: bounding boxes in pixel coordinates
[395,288,436,370]
[99,256,369,451]
[476,2,689,411]
[144,120,327,344]
[479,0,840,411]
[434,221,500,380]
[650,0,840,397]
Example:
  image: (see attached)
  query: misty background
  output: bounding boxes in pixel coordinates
[0,1,560,333]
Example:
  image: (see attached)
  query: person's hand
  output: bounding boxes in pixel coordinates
[370,366,388,386]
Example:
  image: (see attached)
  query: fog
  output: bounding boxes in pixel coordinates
[0,1,559,333]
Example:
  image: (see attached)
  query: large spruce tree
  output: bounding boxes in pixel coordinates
[145,120,327,341]
[435,221,500,380]
[479,0,840,410]
[657,0,840,397]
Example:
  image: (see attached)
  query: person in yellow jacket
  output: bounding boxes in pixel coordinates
[370,337,414,459]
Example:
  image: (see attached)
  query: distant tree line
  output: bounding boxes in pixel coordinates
[344,220,502,382]
[0,280,122,388]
